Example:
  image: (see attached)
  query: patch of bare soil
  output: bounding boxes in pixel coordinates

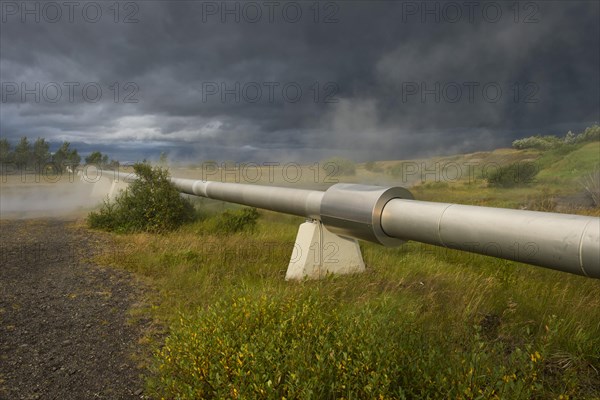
[0,219,149,399]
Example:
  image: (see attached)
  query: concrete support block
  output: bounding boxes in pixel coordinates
[285,220,365,280]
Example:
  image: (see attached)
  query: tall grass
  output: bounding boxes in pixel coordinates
[97,204,600,399]
[93,141,600,399]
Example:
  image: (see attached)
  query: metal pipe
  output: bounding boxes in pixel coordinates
[380,199,600,279]
[96,170,599,279]
[101,171,323,219]
[170,178,323,220]
[320,183,414,246]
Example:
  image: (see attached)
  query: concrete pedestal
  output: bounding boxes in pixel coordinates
[285,220,365,280]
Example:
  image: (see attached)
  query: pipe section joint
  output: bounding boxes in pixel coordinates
[320,183,413,246]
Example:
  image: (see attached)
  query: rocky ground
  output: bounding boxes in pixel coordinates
[0,218,150,399]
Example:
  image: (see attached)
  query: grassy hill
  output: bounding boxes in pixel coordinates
[94,140,599,399]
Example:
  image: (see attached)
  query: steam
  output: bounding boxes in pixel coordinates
[0,180,102,219]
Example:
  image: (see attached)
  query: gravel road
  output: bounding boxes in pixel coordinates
[0,218,149,399]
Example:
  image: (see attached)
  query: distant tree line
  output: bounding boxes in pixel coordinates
[84,151,119,169]
[0,136,116,173]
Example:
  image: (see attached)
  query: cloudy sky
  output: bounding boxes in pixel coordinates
[1,1,598,162]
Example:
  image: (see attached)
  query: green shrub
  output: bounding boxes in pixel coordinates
[512,135,563,150]
[578,124,600,142]
[152,293,549,400]
[87,163,195,233]
[203,207,260,235]
[512,125,599,151]
[487,162,538,188]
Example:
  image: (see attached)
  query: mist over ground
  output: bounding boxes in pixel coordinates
[0,178,100,218]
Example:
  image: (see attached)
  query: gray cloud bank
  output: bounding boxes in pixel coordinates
[1,1,598,162]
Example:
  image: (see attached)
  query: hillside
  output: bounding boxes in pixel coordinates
[91,141,600,398]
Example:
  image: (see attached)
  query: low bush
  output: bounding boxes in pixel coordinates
[512,125,599,150]
[579,125,600,142]
[487,162,538,188]
[87,163,195,233]
[512,135,563,150]
[153,293,550,399]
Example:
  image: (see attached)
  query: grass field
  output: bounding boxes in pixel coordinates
[93,141,600,399]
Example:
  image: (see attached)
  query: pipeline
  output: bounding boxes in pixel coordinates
[102,171,600,279]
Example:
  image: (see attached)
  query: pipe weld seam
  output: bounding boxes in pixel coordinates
[578,219,593,277]
[437,204,453,248]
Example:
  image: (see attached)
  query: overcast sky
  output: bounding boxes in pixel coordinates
[1,1,599,162]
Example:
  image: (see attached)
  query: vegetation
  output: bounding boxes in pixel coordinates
[201,207,260,235]
[0,136,122,172]
[85,150,120,170]
[0,138,10,162]
[486,162,538,188]
[322,157,356,176]
[52,141,81,172]
[512,125,599,150]
[98,204,600,399]
[90,126,599,399]
[0,136,81,172]
[159,293,548,399]
[88,163,195,233]
[579,167,600,207]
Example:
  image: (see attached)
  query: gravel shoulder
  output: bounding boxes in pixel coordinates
[0,218,150,400]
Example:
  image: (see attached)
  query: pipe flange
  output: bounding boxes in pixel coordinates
[320,183,413,246]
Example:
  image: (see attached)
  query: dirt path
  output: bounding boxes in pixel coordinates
[0,219,148,399]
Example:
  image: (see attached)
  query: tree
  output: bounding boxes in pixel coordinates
[32,137,50,169]
[85,151,103,165]
[14,137,32,169]
[53,141,81,172]
[0,138,12,163]
[85,151,111,168]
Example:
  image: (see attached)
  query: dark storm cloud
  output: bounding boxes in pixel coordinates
[1,1,598,162]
